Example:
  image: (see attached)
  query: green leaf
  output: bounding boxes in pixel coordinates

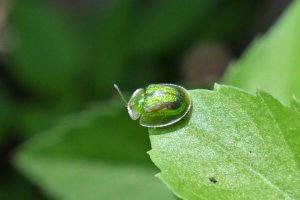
[148,85,300,200]
[14,102,175,200]
[17,156,173,200]
[223,1,300,104]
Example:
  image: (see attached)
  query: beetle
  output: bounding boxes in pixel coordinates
[114,83,192,127]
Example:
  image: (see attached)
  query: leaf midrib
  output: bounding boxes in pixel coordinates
[221,91,294,198]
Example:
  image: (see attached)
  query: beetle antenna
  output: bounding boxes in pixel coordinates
[114,84,128,106]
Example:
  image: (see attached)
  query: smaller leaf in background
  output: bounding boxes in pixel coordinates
[149,85,300,200]
[17,156,173,200]
[9,0,84,96]
[14,101,175,200]
[223,1,300,104]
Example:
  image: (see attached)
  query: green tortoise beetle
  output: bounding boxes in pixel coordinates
[114,83,192,127]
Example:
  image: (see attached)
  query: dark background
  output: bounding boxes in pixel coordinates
[0,0,292,199]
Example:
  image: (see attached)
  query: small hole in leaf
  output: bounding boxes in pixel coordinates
[209,176,217,183]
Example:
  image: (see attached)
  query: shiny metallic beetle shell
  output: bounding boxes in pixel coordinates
[127,84,192,127]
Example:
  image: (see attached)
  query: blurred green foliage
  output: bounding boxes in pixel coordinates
[2,0,264,144]
[223,0,300,104]
[0,83,14,142]
[0,0,294,199]
[10,1,84,97]
[15,102,174,200]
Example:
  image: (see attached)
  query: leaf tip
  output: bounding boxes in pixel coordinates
[213,83,222,91]
[154,173,162,179]
[146,150,151,155]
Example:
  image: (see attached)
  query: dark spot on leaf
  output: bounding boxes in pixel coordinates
[209,176,217,183]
